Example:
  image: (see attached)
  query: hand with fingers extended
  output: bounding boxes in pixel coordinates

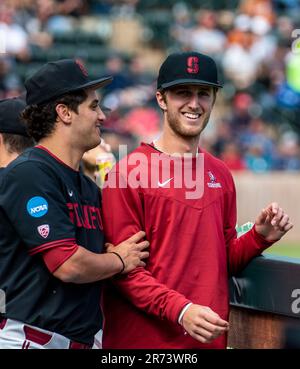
[181,304,229,344]
[105,231,150,274]
[255,202,293,242]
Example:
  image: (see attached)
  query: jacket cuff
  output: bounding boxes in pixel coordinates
[252,225,276,248]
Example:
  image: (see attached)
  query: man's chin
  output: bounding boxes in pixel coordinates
[87,138,102,151]
[178,128,203,138]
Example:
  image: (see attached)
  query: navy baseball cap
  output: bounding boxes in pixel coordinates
[25,59,113,105]
[0,97,29,136]
[157,51,222,90]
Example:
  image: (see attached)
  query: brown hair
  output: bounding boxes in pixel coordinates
[1,133,35,154]
[22,90,87,142]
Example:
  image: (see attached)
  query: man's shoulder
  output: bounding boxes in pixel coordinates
[4,148,46,173]
[1,147,61,188]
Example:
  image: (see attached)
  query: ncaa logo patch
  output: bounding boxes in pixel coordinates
[27,196,48,218]
[37,224,50,239]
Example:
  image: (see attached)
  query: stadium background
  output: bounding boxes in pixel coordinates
[1,0,299,257]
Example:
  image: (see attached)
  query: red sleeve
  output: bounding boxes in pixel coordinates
[223,174,275,276]
[101,171,191,325]
[41,243,79,273]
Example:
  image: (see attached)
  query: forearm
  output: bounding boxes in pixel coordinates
[101,175,190,322]
[228,226,274,275]
[115,268,191,324]
[53,246,123,283]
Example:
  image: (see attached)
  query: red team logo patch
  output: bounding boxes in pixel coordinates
[187,56,199,74]
[37,224,50,239]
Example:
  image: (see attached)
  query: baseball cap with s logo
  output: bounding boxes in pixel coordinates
[157,51,222,90]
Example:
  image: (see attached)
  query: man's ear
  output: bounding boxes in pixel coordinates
[156,91,167,111]
[55,104,72,124]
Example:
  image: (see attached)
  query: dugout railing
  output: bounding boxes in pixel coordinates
[228,254,300,348]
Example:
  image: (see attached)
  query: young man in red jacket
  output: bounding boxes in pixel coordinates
[101,51,293,349]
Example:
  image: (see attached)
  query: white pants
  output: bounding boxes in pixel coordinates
[0,318,101,349]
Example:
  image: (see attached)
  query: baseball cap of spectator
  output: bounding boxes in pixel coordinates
[157,51,223,90]
[0,97,29,136]
[25,59,113,105]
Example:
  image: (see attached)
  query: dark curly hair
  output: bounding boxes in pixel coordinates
[21,90,87,142]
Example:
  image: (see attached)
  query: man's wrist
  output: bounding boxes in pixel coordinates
[178,302,193,325]
[253,225,275,245]
[109,251,125,274]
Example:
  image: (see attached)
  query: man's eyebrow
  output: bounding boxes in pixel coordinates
[89,99,99,106]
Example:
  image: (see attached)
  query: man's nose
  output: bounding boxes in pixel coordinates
[97,107,106,121]
[188,94,201,110]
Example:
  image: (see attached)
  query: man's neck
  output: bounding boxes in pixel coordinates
[38,137,83,171]
[154,131,200,156]
[0,148,19,168]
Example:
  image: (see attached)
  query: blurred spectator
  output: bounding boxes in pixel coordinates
[123,106,161,142]
[276,131,300,170]
[188,10,226,58]
[220,142,247,171]
[103,53,131,93]
[239,0,275,24]
[25,0,54,49]
[240,117,277,170]
[212,119,233,157]
[223,14,266,89]
[0,58,22,99]
[244,143,271,172]
[0,1,30,60]
[169,2,194,49]
[127,54,154,86]
[223,42,258,89]
[230,93,253,133]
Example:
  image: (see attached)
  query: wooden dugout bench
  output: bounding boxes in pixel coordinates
[228,255,300,348]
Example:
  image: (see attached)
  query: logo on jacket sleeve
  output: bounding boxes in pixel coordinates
[27,196,48,218]
[37,224,50,238]
[207,171,222,188]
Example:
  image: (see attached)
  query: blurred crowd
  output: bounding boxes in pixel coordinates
[1,0,300,172]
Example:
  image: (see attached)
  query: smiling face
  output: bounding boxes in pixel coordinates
[71,89,106,151]
[156,84,216,139]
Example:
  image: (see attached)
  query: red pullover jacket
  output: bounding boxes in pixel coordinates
[101,143,273,348]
